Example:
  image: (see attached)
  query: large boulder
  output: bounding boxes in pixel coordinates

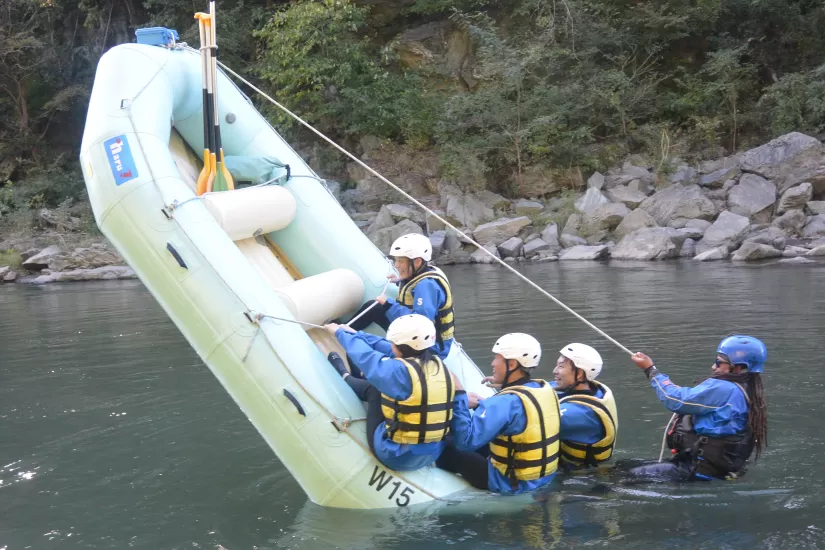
[367,207,397,234]
[731,242,782,261]
[384,204,425,224]
[477,190,511,212]
[727,174,777,222]
[540,224,560,249]
[514,200,544,216]
[779,256,816,265]
[696,211,750,254]
[574,188,610,214]
[369,219,423,253]
[606,186,648,209]
[680,238,697,258]
[670,165,698,185]
[30,265,137,285]
[473,217,532,245]
[802,214,825,238]
[694,247,729,261]
[429,230,447,257]
[523,238,550,257]
[38,208,80,231]
[562,213,582,235]
[738,132,825,194]
[685,219,712,232]
[497,237,524,258]
[470,242,500,264]
[587,172,605,190]
[700,165,740,188]
[611,228,679,260]
[560,234,587,247]
[21,245,63,271]
[559,244,609,260]
[425,209,448,232]
[580,203,630,237]
[805,245,825,257]
[443,193,494,229]
[614,208,659,239]
[392,20,477,89]
[639,184,716,227]
[776,182,813,215]
[807,201,825,215]
[772,209,808,235]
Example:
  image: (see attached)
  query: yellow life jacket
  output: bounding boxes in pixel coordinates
[558,381,619,468]
[489,380,561,484]
[380,356,455,445]
[397,267,455,342]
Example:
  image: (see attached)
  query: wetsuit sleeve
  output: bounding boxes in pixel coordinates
[649,372,733,416]
[559,401,604,442]
[450,392,527,452]
[335,329,411,400]
[385,279,443,324]
[346,331,394,356]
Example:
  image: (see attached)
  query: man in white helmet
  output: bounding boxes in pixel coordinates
[323,314,457,471]
[346,233,456,360]
[436,333,562,494]
[553,344,619,470]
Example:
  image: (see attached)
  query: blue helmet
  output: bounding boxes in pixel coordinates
[717,335,767,373]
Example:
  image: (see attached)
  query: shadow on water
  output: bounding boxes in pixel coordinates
[3,260,825,548]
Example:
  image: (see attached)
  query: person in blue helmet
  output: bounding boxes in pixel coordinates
[552,343,619,471]
[323,314,456,471]
[345,233,455,361]
[436,333,561,494]
[627,334,768,481]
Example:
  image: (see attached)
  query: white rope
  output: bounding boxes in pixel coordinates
[254,312,326,330]
[215,60,633,356]
[658,413,678,462]
[345,278,392,328]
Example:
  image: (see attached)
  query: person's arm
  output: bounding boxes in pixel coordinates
[335,329,411,400]
[450,392,526,452]
[385,279,442,323]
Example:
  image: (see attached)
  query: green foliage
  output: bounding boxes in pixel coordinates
[759,65,825,137]
[0,249,23,269]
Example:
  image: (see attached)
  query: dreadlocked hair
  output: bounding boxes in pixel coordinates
[698,371,768,460]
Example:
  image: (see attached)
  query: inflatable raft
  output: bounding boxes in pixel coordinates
[78,38,496,509]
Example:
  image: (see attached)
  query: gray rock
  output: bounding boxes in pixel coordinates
[640,184,716,227]
[21,245,63,271]
[20,248,40,261]
[680,238,697,258]
[727,174,777,221]
[805,245,825,257]
[774,237,787,251]
[367,207,397,234]
[560,234,587,248]
[700,165,740,188]
[385,204,425,224]
[670,165,697,185]
[807,201,825,215]
[559,244,609,260]
[732,242,782,261]
[443,192,494,229]
[675,227,705,241]
[540,224,560,248]
[38,208,80,231]
[696,211,750,254]
[535,255,559,263]
[523,238,550,257]
[611,228,679,260]
[738,132,825,194]
[685,219,712,232]
[779,256,816,265]
[694,247,729,261]
[29,266,137,285]
[606,185,648,209]
[802,215,825,238]
[588,172,606,190]
[514,200,544,216]
[497,236,524,258]
[0,266,10,281]
[627,178,652,195]
[477,190,511,212]
[622,161,652,182]
[473,217,532,245]
[425,209,448,232]
[574,188,611,214]
[744,226,788,248]
[782,246,810,257]
[470,242,501,264]
[772,209,807,235]
[614,208,659,239]
[429,230,447,257]
[369,219,423,253]
[580,203,630,237]
[562,213,582,235]
[776,182,813,215]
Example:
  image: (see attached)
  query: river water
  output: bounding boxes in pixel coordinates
[2,261,824,549]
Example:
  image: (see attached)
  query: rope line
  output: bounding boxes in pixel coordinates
[214,58,633,356]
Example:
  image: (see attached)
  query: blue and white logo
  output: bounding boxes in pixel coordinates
[104,135,139,186]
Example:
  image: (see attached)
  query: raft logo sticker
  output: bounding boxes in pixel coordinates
[104,135,139,186]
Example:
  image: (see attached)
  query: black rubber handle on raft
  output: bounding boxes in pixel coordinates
[283,389,306,417]
[166,243,188,269]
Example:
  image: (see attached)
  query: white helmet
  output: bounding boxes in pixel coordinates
[492,333,542,369]
[559,343,603,381]
[389,233,432,262]
[386,314,436,351]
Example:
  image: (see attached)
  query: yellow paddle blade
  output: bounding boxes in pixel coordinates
[206,152,217,193]
[217,149,235,191]
[196,149,211,196]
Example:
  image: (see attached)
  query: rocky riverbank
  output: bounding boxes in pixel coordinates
[338,132,825,266]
